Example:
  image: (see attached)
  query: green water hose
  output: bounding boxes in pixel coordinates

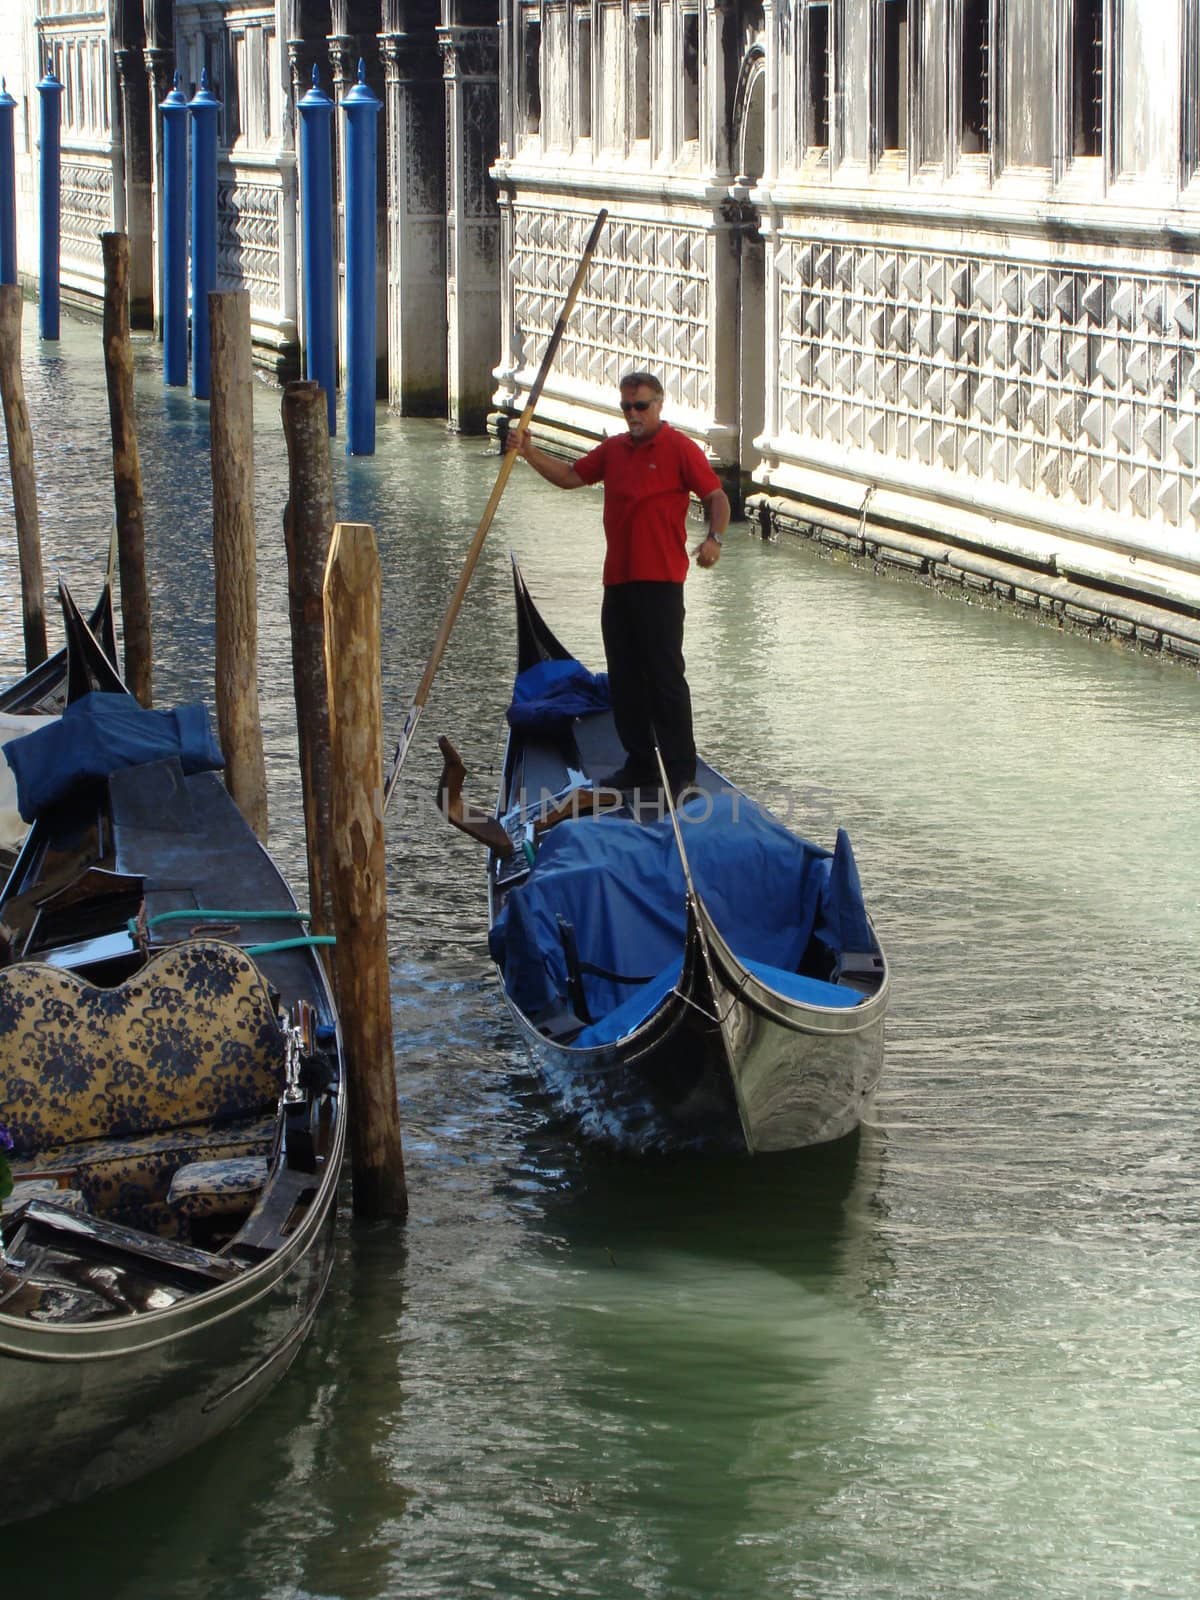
[127,907,336,957]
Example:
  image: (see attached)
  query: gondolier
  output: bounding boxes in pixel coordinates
[508,371,730,797]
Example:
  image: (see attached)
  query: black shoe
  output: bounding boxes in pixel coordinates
[596,761,654,791]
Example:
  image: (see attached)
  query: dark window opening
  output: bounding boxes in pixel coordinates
[522,18,541,134]
[577,16,592,138]
[632,12,650,141]
[682,12,699,143]
[203,33,227,144]
[1073,0,1103,158]
[882,0,908,153]
[807,1,830,149]
[961,0,989,154]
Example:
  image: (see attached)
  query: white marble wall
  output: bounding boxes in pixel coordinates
[495,0,1200,603]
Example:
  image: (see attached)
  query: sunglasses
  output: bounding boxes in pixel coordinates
[620,399,656,413]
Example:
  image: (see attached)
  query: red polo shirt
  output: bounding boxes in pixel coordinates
[574,421,722,586]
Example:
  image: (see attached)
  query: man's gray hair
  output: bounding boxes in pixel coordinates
[619,370,664,396]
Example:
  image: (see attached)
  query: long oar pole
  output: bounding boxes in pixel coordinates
[382,207,607,811]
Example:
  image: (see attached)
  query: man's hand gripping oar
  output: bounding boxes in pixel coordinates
[381,208,608,814]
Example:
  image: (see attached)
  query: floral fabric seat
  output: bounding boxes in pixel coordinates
[167,1154,271,1224]
[0,939,285,1235]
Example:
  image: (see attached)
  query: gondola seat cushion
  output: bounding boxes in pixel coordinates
[167,1155,270,1222]
[0,940,284,1228]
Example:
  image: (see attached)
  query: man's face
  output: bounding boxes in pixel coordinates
[619,383,663,441]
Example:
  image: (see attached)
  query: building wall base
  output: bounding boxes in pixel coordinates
[747,493,1200,671]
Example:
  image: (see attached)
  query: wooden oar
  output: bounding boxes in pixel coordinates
[382,207,608,812]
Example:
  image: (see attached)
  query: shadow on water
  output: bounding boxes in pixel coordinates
[511,1123,880,1279]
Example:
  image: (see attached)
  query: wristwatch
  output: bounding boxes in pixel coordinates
[708,531,723,545]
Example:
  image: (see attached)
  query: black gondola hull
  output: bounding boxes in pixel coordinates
[488,562,890,1155]
[0,1169,340,1525]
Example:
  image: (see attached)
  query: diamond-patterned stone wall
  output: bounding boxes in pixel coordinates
[61,159,114,276]
[775,240,1200,528]
[511,208,711,411]
[218,177,283,311]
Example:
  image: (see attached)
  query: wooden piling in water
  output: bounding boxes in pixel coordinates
[323,520,408,1219]
[208,290,268,842]
[281,380,335,948]
[101,232,153,706]
[0,283,47,669]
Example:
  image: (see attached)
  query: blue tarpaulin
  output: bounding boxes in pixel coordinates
[3,692,224,820]
[489,790,872,1038]
[506,657,610,733]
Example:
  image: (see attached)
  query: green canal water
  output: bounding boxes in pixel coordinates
[1,307,1199,1599]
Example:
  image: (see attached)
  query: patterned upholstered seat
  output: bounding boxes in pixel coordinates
[0,939,285,1235]
[167,1155,270,1223]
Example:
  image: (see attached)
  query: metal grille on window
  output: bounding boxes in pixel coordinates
[961,0,989,155]
[808,1,830,150]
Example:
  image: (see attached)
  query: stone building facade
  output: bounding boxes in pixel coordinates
[4,0,499,424]
[492,1,1200,637]
[4,2,1200,632]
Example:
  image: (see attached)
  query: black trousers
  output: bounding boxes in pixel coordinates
[600,581,696,785]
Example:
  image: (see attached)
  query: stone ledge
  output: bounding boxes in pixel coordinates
[747,492,1200,668]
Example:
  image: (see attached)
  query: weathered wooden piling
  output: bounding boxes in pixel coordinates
[0,283,47,669]
[208,290,268,841]
[323,520,408,1219]
[281,379,335,947]
[101,232,153,706]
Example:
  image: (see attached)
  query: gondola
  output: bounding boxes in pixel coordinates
[479,561,889,1155]
[1,576,125,869]
[0,560,122,715]
[0,587,345,1526]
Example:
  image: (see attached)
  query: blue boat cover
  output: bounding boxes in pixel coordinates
[3,692,224,821]
[489,790,872,1038]
[506,657,610,733]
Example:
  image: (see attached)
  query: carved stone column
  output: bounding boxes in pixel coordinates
[380,7,446,413]
[438,19,499,433]
[705,0,737,179]
[114,3,153,325]
[328,7,355,387]
[143,0,175,338]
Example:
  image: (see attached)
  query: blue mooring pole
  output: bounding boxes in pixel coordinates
[160,74,189,387]
[0,80,17,285]
[37,66,63,340]
[340,60,381,456]
[188,70,221,400]
[298,66,337,437]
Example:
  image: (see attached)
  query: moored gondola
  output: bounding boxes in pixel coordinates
[0,589,345,1526]
[0,565,122,716]
[479,561,889,1155]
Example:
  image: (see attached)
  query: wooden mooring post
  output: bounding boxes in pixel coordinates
[101,232,153,705]
[208,290,268,841]
[0,283,47,669]
[323,520,408,1219]
[281,380,334,947]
